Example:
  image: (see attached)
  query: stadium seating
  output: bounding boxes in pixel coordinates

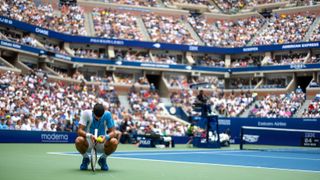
[250,92,305,118]
[254,13,316,45]
[189,16,264,47]
[92,8,144,40]
[301,95,320,118]
[0,0,319,138]
[142,13,198,45]
[0,1,87,35]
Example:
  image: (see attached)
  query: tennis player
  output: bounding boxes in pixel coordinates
[75,103,118,171]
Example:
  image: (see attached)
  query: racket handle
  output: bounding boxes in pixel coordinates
[94,129,98,138]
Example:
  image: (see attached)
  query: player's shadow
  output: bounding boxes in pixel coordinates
[68,168,120,175]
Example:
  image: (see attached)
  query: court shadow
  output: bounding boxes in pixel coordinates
[65,168,121,174]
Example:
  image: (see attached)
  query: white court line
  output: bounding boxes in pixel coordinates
[213,153,320,161]
[47,151,320,173]
[110,150,243,156]
[111,156,320,174]
[113,151,320,161]
[48,150,320,161]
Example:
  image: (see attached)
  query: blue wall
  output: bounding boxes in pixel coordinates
[218,118,320,144]
[0,118,318,144]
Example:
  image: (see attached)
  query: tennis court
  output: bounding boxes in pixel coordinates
[1,144,319,180]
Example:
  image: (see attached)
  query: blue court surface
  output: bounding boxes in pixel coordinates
[53,149,320,173]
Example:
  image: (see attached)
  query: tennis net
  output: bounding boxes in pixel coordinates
[240,126,320,153]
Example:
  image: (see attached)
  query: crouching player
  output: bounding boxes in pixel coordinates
[75,103,118,171]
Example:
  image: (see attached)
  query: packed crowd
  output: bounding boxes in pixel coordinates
[1,0,319,48]
[189,16,264,47]
[250,91,305,118]
[0,29,70,56]
[213,0,246,13]
[166,74,190,88]
[143,13,198,45]
[301,95,320,118]
[193,76,225,89]
[92,8,144,40]
[0,70,115,131]
[309,23,320,42]
[108,0,158,7]
[114,73,135,85]
[163,0,216,11]
[265,53,307,65]
[166,74,223,89]
[153,53,180,64]
[71,48,101,59]
[171,90,255,117]
[0,70,187,136]
[209,91,256,117]
[229,78,260,89]
[231,56,260,67]
[258,78,287,88]
[113,73,150,86]
[194,55,225,67]
[128,85,161,113]
[254,13,316,45]
[127,85,187,136]
[170,89,195,114]
[213,0,315,14]
[118,50,152,63]
[308,54,320,64]
[0,1,86,35]
[89,74,115,84]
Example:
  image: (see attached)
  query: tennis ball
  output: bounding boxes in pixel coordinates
[96,136,103,143]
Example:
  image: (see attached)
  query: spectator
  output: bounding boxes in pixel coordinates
[254,13,316,45]
[302,95,320,118]
[92,8,144,40]
[251,91,305,118]
[189,16,264,47]
[0,118,8,129]
[109,0,158,7]
[143,13,198,45]
[0,1,87,35]
[163,0,215,11]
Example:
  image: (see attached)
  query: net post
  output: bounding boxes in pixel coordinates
[240,126,243,150]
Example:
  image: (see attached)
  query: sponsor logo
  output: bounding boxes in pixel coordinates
[140,63,169,68]
[89,38,124,45]
[282,43,319,49]
[303,119,318,122]
[0,17,13,25]
[1,41,21,49]
[169,107,176,114]
[243,47,258,52]
[153,43,161,48]
[115,61,122,65]
[185,66,192,70]
[55,53,71,61]
[41,133,69,142]
[218,119,231,125]
[258,121,287,127]
[189,46,198,51]
[35,28,49,36]
[290,63,306,69]
[140,139,151,145]
[305,132,315,138]
[243,134,259,143]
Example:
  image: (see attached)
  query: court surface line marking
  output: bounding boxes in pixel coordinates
[48,151,320,161]
[112,156,320,173]
[47,152,320,173]
[111,152,320,161]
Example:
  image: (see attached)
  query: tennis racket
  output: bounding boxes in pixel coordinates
[91,129,98,172]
